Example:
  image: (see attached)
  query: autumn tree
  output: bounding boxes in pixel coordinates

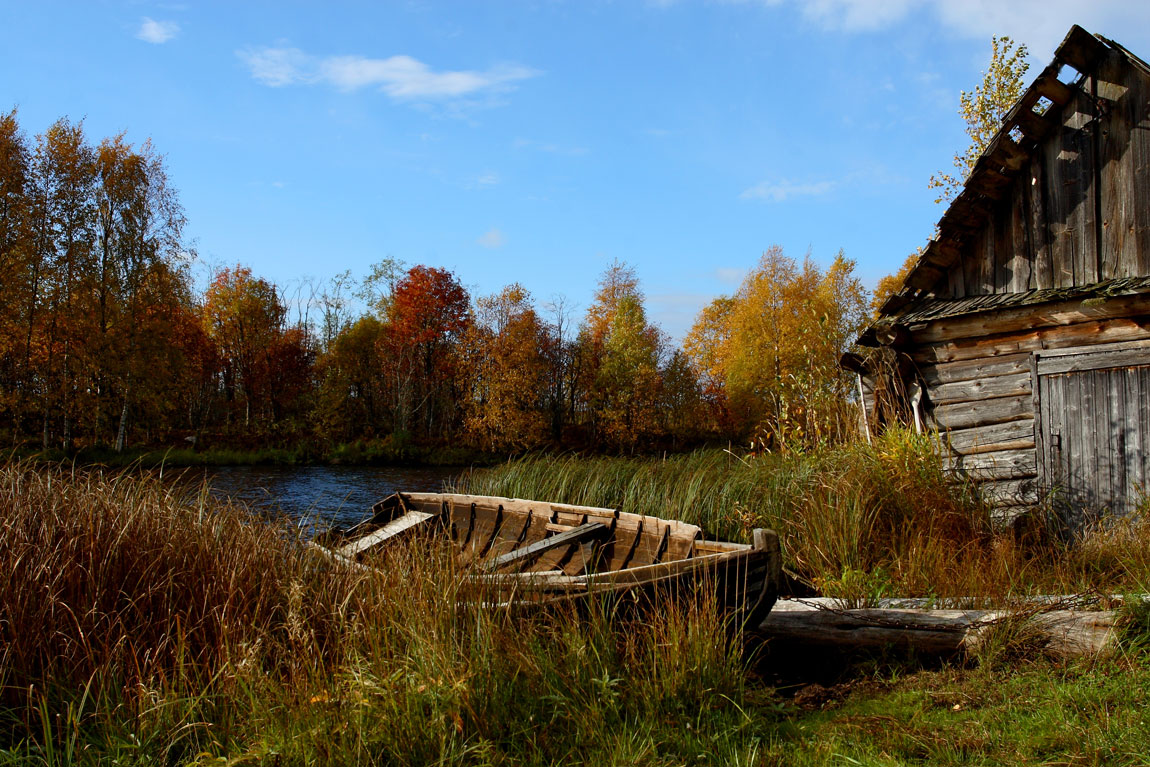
[384,265,470,439]
[577,262,668,450]
[202,266,288,429]
[462,284,550,451]
[313,315,387,442]
[685,247,869,449]
[929,36,1029,204]
[0,110,31,437]
[27,118,98,449]
[871,252,918,314]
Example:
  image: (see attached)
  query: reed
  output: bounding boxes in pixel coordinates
[457,429,1150,602]
[0,461,764,765]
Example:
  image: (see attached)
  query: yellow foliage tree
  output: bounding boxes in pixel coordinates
[929,36,1029,204]
[685,247,869,449]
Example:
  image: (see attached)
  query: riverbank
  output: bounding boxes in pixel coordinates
[7,439,497,469]
[5,439,1150,764]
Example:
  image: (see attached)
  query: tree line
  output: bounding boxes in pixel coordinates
[0,111,872,456]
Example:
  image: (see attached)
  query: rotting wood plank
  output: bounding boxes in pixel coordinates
[1030,153,1054,289]
[1010,175,1034,291]
[1098,49,1135,280]
[978,477,1040,506]
[338,511,436,558]
[1037,346,1150,375]
[487,522,607,572]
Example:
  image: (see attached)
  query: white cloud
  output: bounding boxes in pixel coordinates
[739,178,837,202]
[238,46,539,101]
[477,228,506,249]
[755,0,1150,56]
[476,171,500,187]
[796,0,918,32]
[136,17,179,44]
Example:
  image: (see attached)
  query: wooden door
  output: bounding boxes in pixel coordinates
[1035,345,1150,522]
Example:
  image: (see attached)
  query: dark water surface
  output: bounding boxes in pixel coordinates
[176,465,465,531]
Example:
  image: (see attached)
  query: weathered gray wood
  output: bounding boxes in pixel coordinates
[920,353,1032,386]
[487,521,607,571]
[931,372,1032,405]
[912,317,1150,365]
[978,477,1039,506]
[945,448,1036,480]
[1037,345,1150,375]
[759,600,1117,659]
[945,419,1035,455]
[338,511,436,558]
[1030,153,1055,289]
[933,394,1033,430]
[907,292,1150,345]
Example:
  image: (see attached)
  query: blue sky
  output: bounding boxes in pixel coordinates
[3,0,1148,341]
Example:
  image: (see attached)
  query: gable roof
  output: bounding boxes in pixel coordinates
[863,25,1150,346]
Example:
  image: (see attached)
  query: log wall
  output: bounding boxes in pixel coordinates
[904,293,1150,516]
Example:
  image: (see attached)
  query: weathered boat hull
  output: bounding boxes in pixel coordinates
[321,491,781,626]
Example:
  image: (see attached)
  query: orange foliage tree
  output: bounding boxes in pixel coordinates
[383,265,470,439]
[462,284,550,451]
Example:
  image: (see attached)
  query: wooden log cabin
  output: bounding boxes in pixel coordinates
[853,26,1150,524]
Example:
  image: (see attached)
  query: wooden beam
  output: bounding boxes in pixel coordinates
[1014,108,1054,141]
[487,521,607,571]
[1034,64,1074,106]
[1056,25,1107,74]
[338,511,436,558]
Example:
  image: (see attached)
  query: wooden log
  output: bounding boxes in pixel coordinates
[919,352,1032,386]
[906,292,1150,345]
[932,394,1033,430]
[759,599,1118,659]
[911,317,1150,365]
[943,448,1036,479]
[944,419,1034,455]
[931,371,1031,405]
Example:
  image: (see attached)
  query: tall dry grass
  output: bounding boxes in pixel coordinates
[0,461,758,765]
[458,429,1150,603]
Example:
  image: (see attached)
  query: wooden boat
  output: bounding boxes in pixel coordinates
[317,491,781,626]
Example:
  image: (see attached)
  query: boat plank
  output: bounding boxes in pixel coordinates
[338,511,435,558]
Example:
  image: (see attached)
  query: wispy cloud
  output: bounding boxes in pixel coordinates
[477,228,506,249]
[238,46,539,102]
[476,171,500,187]
[739,178,837,202]
[714,267,747,284]
[513,138,589,156]
[740,0,1150,56]
[136,17,179,44]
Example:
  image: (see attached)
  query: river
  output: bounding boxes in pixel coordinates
[175,464,467,531]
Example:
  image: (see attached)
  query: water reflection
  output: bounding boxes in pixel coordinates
[172,465,463,532]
